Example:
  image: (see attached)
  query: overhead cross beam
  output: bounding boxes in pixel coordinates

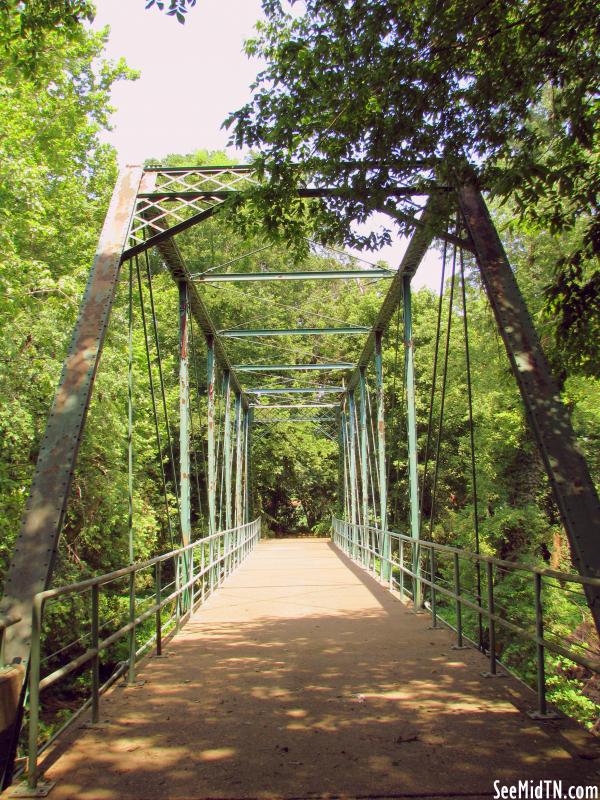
[251,403,339,409]
[194,269,393,282]
[219,327,369,337]
[247,387,344,395]
[234,363,353,372]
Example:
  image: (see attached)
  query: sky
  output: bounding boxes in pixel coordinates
[91,0,441,290]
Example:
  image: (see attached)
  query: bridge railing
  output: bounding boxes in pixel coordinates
[23,517,261,791]
[332,517,600,720]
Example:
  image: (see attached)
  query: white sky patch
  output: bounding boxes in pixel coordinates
[91,0,441,291]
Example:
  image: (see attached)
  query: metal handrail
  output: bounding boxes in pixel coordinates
[26,518,261,790]
[332,517,599,719]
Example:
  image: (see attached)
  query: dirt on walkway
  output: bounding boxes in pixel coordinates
[18,539,600,799]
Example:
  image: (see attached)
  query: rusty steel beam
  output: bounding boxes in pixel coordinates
[0,167,143,788]
[458,182,600,636]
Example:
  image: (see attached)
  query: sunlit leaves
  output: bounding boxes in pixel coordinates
[145,0,197,24]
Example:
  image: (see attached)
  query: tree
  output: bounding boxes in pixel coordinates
[0,5,137,587]
[144,0,197,24]
[225,0,599,352]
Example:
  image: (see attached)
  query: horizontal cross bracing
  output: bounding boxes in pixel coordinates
[234,363,353,372]
[252,418,336,423]
[194,269,393,282]
[219,327,369,337]
[247,387,344,395]
[250,403,338,409]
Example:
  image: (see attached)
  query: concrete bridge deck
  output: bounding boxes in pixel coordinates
[29,539,600,799]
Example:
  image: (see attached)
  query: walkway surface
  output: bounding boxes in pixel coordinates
[30,539,600,799]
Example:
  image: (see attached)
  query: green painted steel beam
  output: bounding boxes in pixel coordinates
[375,330,390,580]
[219,327,369,338]
[247,387,344,395]
[359,368,369,540]
[194,269,393,282]
[223,372,233,531]
[234,394,243,529]
[348,391,359,556]
[403,277,421,607]
[234,363,353,372]
[347,194,450,392]
[178,282,191,547]
[206,337,217,536]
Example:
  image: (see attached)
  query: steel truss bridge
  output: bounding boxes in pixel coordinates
[0,165,599,796]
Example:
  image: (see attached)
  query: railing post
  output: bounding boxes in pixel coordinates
[27,599,42,790]
[430,546,438,628]
[486,561,496,675]
[128,572,136,684]
[454,552,463,648]
[190,544,196,609]
[201,542,206,603]
[91,585,100,724]
[399,539,404,597]
[155,561,162,656]
[534,572,547,716]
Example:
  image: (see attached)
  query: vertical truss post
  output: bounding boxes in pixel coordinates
[458,182,600,632]
[242,408,249,524]
[234,393,243,528]
[178,282,191,611]
[343,410,351,524]
[359,368,369,565]
[246,407,254,521]
[127,259,137,684]
[223,372,233,537]
[403,276,421,608]
[375,331,390,580]
[206,336,217,536]
[179,282,191,547]
[336,408,344,518]
[348,391,359,559]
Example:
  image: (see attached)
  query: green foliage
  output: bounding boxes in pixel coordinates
[0,0,598,736]
[225,0,599,357]
[0,5,137,590]
[144,0,196,25]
